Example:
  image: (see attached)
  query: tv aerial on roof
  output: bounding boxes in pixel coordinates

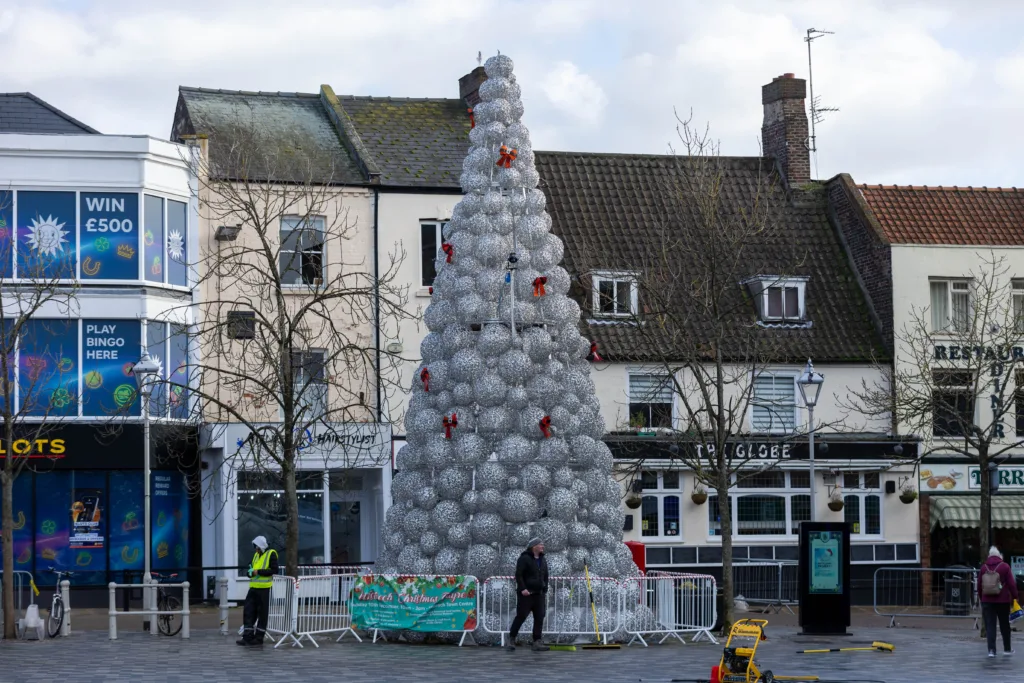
[804,29,840,174]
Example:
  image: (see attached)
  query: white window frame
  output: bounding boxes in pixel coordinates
[1013,280,1024,333]
[929,278,971,334]
[420,221,446,288]
[591,270,638,318]
[840,471,883,538]
[638,470,683,539]
[707,471,811,541]
[751,371,797,434]
[627,371,674,430]
[280,215,326,287]
[744,276,808,323]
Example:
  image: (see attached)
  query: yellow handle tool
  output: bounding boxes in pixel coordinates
[796,641,894,654]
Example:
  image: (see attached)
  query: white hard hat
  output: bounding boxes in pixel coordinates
[253,536,268,551]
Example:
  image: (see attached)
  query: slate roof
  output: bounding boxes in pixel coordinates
[858,184,1024,246]
[172,87,470,189]
[337,96,469,188]
[172,88,365,185]
[0,93,98,134]
[536,152,888,364]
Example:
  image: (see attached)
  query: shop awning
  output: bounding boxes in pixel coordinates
[930,495,1024,530]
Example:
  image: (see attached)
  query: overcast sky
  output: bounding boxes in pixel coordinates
[1,0,1021,187]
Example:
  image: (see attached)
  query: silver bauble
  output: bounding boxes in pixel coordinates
[477,322,513,357]
[431,500,467,531]
[452,382,473,405]
[506,523,534,546]
[478,405,513,433]
[420,530,443,556]
[506,385,530,409]
[496,349,531,383]
[477,488,504,512]
[441,323,473,353]
[537,437,570,466]
[434,547,466,574]
[466,544,498,577]
[424,300,456,332]
[589,548,617,577]
[475,462,507,490]
[415,485,439,511]
[552,467,575,489]
[474,373,508,407]
[461,490,479,515]
[520,463,552,498]
[471,512,504,543]
[407,407,443,437]
[501,489,539,523]
[484,53,515,78]
[422,434,454,468]
[535,518,568,552]
[498,546,521,575]
[496,434,537,466]
[397,545,424,572]
[437,467,472,500]
[448,522,472,549]
[545,487,578,521]
[545,550,570,576]
[420,332,445,362]
[454,431,488,465]
[518,405,548,440]
[568,546,590,572]
[450,348,484,383]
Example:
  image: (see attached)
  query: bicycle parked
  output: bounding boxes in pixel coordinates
[150,572,183,636]
[45,567,75,639]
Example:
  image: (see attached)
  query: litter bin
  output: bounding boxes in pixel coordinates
[943,565,972,616]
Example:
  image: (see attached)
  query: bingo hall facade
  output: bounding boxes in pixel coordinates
[0,98,200,598]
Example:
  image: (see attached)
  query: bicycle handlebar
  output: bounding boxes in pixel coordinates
[47,566,76,577]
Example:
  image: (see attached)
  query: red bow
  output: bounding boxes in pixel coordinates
[532,276,547,297]
[496,145,518,169]
[441,243,454,263]
[588,342,603,362]
[419,367,430,392]
[539,416,552,439]
[468,108,475,129]
[443,413,458,439]
[428,286,434,294]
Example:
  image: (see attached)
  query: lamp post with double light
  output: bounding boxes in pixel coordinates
[797,359,825,521]
[131,353,161,591]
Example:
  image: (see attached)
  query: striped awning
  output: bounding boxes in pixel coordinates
[930,495,1024,530]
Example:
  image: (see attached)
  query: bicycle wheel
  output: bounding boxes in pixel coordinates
[158,595,182,636]
[46,597,65,638]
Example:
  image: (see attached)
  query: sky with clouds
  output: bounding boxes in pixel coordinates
[1,0,1021,187]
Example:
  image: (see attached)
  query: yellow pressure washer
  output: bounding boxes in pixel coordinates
[710,619,820,683]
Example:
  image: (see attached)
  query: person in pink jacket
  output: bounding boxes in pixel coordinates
[977,546,1019,657]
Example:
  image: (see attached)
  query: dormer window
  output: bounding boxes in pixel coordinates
[744,276,809,324]
[592,271,638,318]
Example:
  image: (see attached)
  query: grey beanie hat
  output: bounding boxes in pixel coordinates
[526,537,543,549]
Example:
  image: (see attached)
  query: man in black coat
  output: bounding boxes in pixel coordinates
[508,537,550,651]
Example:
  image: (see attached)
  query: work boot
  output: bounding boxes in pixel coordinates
[506,643,516,652]
[531,640,550,651]
[236,638,251,646]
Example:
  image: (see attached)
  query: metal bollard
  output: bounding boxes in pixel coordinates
[181,582,190,639]
[218,577,229,636]
[149,576,158,637]
[60,580,71,637]
[108,582,118,640]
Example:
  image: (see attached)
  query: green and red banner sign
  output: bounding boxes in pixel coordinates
[351,574,478,632]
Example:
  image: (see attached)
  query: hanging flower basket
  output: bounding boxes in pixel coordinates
[625,494,643,509]
[827,498,845,512]
[899,489,918,504]
[691,490,708,505]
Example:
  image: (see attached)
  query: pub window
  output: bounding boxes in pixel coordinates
[420,221,445,287]
[637,471,681,537]
[751,373,796,433]
[932,370,974,437]
[709,472,810,538]
[929,279,970,334]
[628,373,673,429]
[842,472,882,536]
[226,310,256,340]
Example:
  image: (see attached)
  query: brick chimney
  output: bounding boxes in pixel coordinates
[761,73,810,187]
[459,66,488,106]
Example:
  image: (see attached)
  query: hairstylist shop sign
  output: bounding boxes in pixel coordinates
[351,575,478,632]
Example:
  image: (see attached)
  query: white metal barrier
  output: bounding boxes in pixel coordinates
[282,564,374,577]
[267,575,300,648]
[732,561,798,614]
[107,578,190,640]
[293,573,362,647]
[873,566,980,628]
[623,571,718,646]
[481,575,624,646]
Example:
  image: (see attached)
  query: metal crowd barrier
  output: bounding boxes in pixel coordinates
[107,577,190,640]
[293,573,362,647]
[732,561,798,614]
[873,566,980,628]
[624,571,718,646]
[267,575,300,648]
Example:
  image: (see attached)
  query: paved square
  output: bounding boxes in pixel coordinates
[0,626,1020,683]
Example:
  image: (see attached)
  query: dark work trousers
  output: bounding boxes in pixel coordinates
[982,601,1012,653]
[242,587,271,642]
[509,592,546,642]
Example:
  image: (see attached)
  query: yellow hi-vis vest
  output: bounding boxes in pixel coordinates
[249,549,276,589]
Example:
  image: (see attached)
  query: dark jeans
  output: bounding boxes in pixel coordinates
[509,592,546,642]
[242,587,271,642]
[982,601,1012,653]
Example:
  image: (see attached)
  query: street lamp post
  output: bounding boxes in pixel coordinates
[131,353,161,608]
[797,359,825,521]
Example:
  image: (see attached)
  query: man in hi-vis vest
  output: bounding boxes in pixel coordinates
[237,535,279,646]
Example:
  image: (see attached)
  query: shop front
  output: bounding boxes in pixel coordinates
[0,423,200,597]
[919,460,1024,581]
[198,422,392,599]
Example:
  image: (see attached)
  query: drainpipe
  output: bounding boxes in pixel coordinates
[373,187,382,422]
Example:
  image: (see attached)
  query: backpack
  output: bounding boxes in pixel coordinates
[981,564,1005,596]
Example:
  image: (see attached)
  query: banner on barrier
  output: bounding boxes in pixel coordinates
[351,575,477,632]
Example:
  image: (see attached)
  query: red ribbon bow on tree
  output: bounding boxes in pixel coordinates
[539,416,552,439]
[468,108,475,129]
[588,342,603,362]
[428,286,434,294]
[496,145,518,168]
[419,367,431,392]
[441,243,454,263]
[443,413,459,439]
[532,276,547,297]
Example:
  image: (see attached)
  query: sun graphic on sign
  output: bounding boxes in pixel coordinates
[26,215,69,256]
[167,230,184,261]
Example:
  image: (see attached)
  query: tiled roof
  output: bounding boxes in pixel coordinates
[0,93,98,134]
[537,152,888,363]
[336,96,470,189]
[173,88,365,185]
[859,184,1024,246]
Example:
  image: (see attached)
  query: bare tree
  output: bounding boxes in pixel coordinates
[850,253,1023,561]
[569,115,836,631]
[169,114,409,576]
[1,190,81,638]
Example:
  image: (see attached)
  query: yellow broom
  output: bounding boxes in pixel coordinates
[580,564,620,650]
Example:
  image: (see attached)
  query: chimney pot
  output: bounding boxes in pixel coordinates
[783,72,795,79]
